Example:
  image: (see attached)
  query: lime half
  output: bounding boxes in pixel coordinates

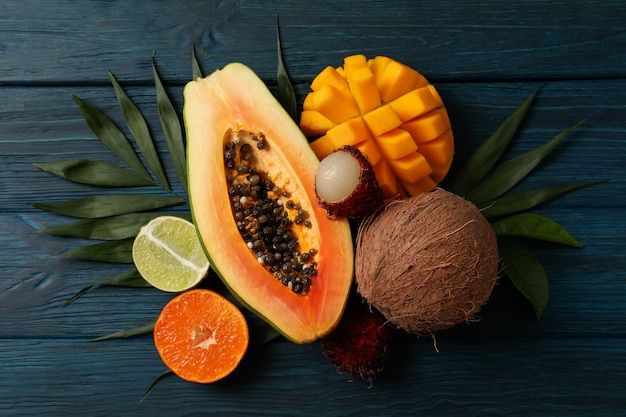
[132,216,209,292]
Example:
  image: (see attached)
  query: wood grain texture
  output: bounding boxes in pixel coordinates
[1,0,625,84]
[1,0,625,416]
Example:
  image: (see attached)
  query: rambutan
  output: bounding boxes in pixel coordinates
[321,298,391,387]
[315,145,384,220]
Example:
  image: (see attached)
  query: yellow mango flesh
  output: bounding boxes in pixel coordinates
[300,110,335,137]
[327,116,372,148]
[301,55,454,198]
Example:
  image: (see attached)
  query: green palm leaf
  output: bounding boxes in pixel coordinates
[63,268,151,306]
[191,46,203,80]
[71,94,152,180]
[39,212,190,240]
[33,160,154,187]
[466,120,585,205]
[276,17,297,121]
[491,213,582,247]
[480,181,600,220]
[32,194,185,218]
[498,237,549,319]
[447,84,542,196]
[60,238,134,263]
[109,71,171,191]
[152,55,188,192]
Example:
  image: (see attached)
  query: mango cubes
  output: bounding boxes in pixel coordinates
[300,55,454,198]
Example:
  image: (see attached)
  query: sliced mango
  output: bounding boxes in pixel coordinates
[430,157,454,182]
[372,159,399,197]
[362,104,402,137]
[308,85,359,124]
[300,54,454,198]
[343,54,368,76]
[389,87,438,122]
[300,110,335,137]
[401,176,438,196]
[427,84,445,107]
[326,116,372,148]
[310,135,336,160]
[375,58,426,102]
[376,128,418,160]
[417,130,455,165]
[387,152,432,184]
[355,139,382,166]
[401,108,450,144]
[347,66,381,114]
[311,66,350,93]
[368,56,392,80]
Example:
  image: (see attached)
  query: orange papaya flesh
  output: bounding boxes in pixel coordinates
[185,63,353,344]
[301,55,454,199]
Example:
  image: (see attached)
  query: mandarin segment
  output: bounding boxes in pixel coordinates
[300,54,454,198]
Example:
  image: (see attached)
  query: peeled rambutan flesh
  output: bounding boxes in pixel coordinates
[355,188,499,336]
[315,145,384,219]
[321,298,390,386]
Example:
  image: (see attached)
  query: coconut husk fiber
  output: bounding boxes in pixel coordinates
[355,189,499,336]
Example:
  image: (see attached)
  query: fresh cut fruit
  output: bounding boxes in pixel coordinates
[184,63,354,344]
[301,54,454,199]
[132,215,209,292]
[154,289,249,383]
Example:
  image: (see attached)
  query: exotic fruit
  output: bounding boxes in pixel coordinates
[355,189,499,335]
[184,63,354,344]
[315,145,384,219]
[321,297,390,385]
[300,54,454,199]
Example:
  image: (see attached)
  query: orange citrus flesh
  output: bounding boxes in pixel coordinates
[154,289,249,383]
[300,54,454,199]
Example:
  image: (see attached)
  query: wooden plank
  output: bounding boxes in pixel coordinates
[1,1,625,414]
[0,1,624,84]
[1,337,625,416]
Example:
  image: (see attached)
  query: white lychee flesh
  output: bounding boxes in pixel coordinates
[315,151,360,202]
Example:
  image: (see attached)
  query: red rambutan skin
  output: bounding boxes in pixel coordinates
[321,299,390,386]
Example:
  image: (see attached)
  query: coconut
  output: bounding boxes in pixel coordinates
[355,188,499,336]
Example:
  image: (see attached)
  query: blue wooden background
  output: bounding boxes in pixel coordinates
[1,1,625,416]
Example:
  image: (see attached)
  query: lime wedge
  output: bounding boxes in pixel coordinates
[132,216,209,292]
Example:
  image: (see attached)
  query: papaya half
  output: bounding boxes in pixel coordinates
[184,63,354,344]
